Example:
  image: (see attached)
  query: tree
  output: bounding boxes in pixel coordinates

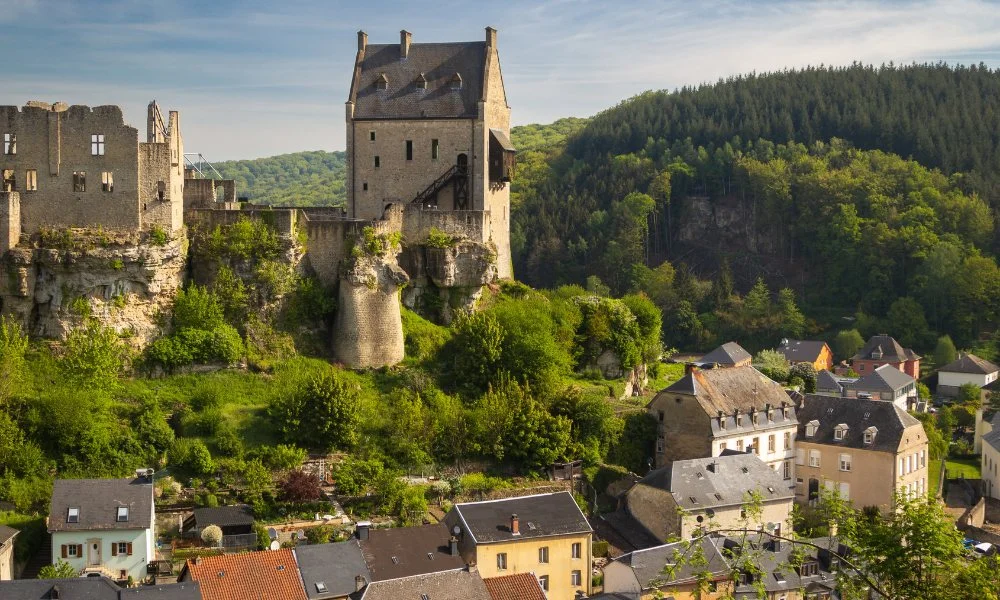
[201,524,223,547]
[59,321,129,392]
[399,486,429,526]
[886,297,931,350]
[279,470,322,502]
[957,383,982,407]
[171,439,215,476]
[39,560,77,579]
[833,329,865,361]
[305,524,335,544]
[270,371,360,451]
[754,349,790,382]
[933,335,958,368]
[242,458,272,502]
[937,406,957,440]
[776,288,806,338]
[789,362,817,393]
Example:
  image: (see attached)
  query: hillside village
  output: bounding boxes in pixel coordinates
[2,26,1000,600]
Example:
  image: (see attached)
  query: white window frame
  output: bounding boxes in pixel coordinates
[839,453,852,472]
[571,570,582,586]
[795,449,805,466]
[67,507,79,523]
[496,552,507,570]
[538,546,549,564]
[538,575,549,592]
[117,541,129,555]
[116,506,128,522]
[67,544,78,557]
[25,169,37,191]
[91,134,105,156]
[571,542,581,559]
[809,450,821,468]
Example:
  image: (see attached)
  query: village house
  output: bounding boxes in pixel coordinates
[975,402,1000,453]
[621,454,794,543]
[850,334,920,379]
[182,505,255,550]
[648,365,797,478]
[601,537,732,599]
[48,471,155,583]
[698,342,753,368]
[842,364,917,411]
[815,369,855,396]
[357,567,491,600]
[982,429,1000,500]
[794,394,928,508]
[728,534,842,600]
[936,352,999,398]
[294,539,372,600]
[776,339,834,372]
[180,547,307,600]
[0,525,17,580]
[443,491,592,600]
[357,522,465,582]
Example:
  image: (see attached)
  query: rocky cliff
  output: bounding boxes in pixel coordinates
[400,239,499,324]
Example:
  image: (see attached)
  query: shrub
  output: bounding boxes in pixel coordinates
[253,444,307,471]
[401,308,451,362]
[592,540,610,558]
[280,470,322,503]
[201,524,223,547]
[171,439,215,476]
[270,371,361,451]
[425,227,456,248]
[149,224,169,246]
[304,524,335,545]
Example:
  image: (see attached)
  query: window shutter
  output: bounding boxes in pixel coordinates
[77,544,84,556]
[61,544,68,558]
[112,543,118,556]
[127,543,133,556]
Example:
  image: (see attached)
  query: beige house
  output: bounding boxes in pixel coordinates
[0,525,17,580]
[983,430,1000,500]
[648,366,797,480]
[794,394,928,509]
[623,453,794,542]
[602,537,733,599]
[444,492,592,600]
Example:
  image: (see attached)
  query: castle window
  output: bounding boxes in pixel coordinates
[73,171,86,193]
[374,156,380,168]
[3,133,14,155]
[432,139,439,160]
[157,180,165,201]
[2,170,13,192]
[25,169,37,191]
[91,134,105,156]
[362,182,368,191]
[405,140,413,161]
[102,172,114,193]
[369,131,376,142]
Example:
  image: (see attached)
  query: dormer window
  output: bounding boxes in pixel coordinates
[799,561,819,577]
[449,72,463,90]
[834,424,849,441]
[415,73,427,90]
[767,409,773,422]
[116,506,129,522]
[736,412,744,427]
[752,412,759,426]
[805,420,819,437]
[67,507,79,523]
[864,426,877,445]
[375,73,389,91]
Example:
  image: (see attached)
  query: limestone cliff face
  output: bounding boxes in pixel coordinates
[332,251,408,368]
[676,195,780,256]
[1,235,185,346]
[400,239,498,324]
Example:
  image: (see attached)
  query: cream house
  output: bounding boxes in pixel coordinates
[983,430,1000,500]
[937,353,1000,398]
[0,525,17,580]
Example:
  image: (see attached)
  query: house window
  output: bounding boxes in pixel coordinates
[768,435,776,453]
[369,131,376,141]
[432,139,439,160]
[496,552,507,570]
[117,506,129,522]
[102,172,114,193]
[2,170,13,192]
[839,453,852,472]
[809,450,821,468]
[719,442,727,453]
[753,437,760,455]
[3,133,14,155]
[806,420,819,437]
[800,562,819,577]
[67,544,79,557]
[656,438,664,453]
[783,459,792,480]
[117,541,129,555]
[920,449,926,468]
[834,424,848,441]
[736,439,744,452]
[571,570,582,586]
[538,575,549,592]
[25,169,37,191]
[73,171,86,193]
[91,134,105,156]
[67,507,80,523]
[658,410,664,423]
[538,546,549,563]
[405,140,413,161]
[864,427,877,445]
[784,431,791,450]
[374,156,380,168]
[752,412,759,426]
[571,542,581,559]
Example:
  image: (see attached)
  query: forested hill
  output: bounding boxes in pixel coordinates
[211,150,346,207]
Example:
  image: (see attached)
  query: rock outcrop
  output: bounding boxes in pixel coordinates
[401,239,498,324]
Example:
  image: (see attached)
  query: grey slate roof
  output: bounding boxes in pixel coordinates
[727,534,838,597]
[983,430,1000,454]
[699,342,752,366]
[815,369,848,393]
[359,523,465,581]
[852,334,920,362]
[191,505,253,528]
[797,394,921,452]
[0,577,197,600]
[359,568,491,600]
[939,353,1000,375]
[295,540,372,600]
[633,454,793,511]
[0,524,17,545]
[451,491,591,544]
[776,339,829,363]
[49,477,153,532]
[612,536,730,589]
[118,582,203,600]
[352,41,486,120]
[844,364,914,393]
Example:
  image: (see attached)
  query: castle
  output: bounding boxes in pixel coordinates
[0,27,514,368]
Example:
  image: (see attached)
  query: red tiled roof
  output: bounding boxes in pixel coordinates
[483,573,547,600]
[183,549,307,600]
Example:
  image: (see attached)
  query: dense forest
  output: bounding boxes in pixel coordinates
[211,150,346,207]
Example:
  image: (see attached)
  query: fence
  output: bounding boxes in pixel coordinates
[222,533,258,550]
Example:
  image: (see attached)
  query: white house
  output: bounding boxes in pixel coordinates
[937,353,1000,398]
[48,470,155,583]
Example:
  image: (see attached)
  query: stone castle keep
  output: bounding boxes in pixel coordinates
[0,27,514,368]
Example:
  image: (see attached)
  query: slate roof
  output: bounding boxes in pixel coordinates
[451,491,592,544]
[0,577,122,600]
[660,366,795,417]
[796,394,922,452]
[939,353,1000,375]
[359,523,465,581]
[0,524,17,545]
[49,477,153,532]
[983,430,1000,454]
[852,334,920,362]
[699,342,752,366]
[295,540,372,599]
[190,505,254,528]
[728,534,838,598]
[182,548,307,600]
[611,537,730,589]
[483,573,547,600]
[351,39,486,120]
[843,364,915,394]
[776,339,829,363]
[118,583,203,600]
[359,568,491,600]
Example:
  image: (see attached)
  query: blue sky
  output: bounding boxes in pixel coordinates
[3,0,1000,160]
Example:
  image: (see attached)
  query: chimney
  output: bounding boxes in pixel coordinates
[467,562,478,573]
[400,30,412,59]
[486,26,497,48]
[357,30,367,52]
[685,363,699,375]
[194,556,202,565]
[771,537,781,552]
[354,575,367,592]
[708,460,719,474]
[356,521,371,541]
[449,535,459,556]
[510,514,520,535]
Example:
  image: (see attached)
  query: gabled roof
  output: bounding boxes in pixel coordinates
[483,573,547,600]
[852,334,920,362]
[0,577,123,600]
[844,364,914,393]
[661,366,793,416]
[815,369,849,393]
[118,583,203,600]
[776,339,830,363]
[49,477,153,532]
[359,523,465,581]
[611,537,730,590]
[727,534,838,595]
[294,540,371,600]
[351,39,486,119]
[182,548,307,600]
[451,491,591,544]
[359,568,491,600]
[983,430,1000,454]
[0,524,17,545]
[190,505,253,528]
[796,394,922,452]
[939,353,1000,375]
[699,341,752,366]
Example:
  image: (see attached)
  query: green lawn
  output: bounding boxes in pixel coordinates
[944,456,982,480]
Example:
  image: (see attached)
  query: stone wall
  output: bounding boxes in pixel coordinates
[332,252,407,368]
[0,192,21,251]
[401,204,489,244]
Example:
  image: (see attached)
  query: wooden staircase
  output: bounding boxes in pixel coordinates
[411,164,467,208]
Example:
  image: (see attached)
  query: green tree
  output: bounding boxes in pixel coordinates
[937,406,957,440]
[754,349,790,382]
[270,371,360,451]
[242,458,272,502]
[59,321,129,392]
[957,383,982,407]
[399,486,429,526]
[39,560,77,579]
[933,335,958,368]
[833,329,865,362]
[776,288,806,338]
[887,297,932,350]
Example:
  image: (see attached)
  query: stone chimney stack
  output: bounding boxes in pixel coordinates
[510,514,520,535]
[355,575,366,592]
[400,30,412,59]
[449,535,459,556]
[486,26,497,48]
[357,30,367,52]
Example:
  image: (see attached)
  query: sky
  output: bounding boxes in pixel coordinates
[3,0,1000,160]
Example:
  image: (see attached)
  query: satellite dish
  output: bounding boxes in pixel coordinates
[766,522,778,532]
[452,525,461,536]
[269,540,280,551]
[268,527,278,540]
